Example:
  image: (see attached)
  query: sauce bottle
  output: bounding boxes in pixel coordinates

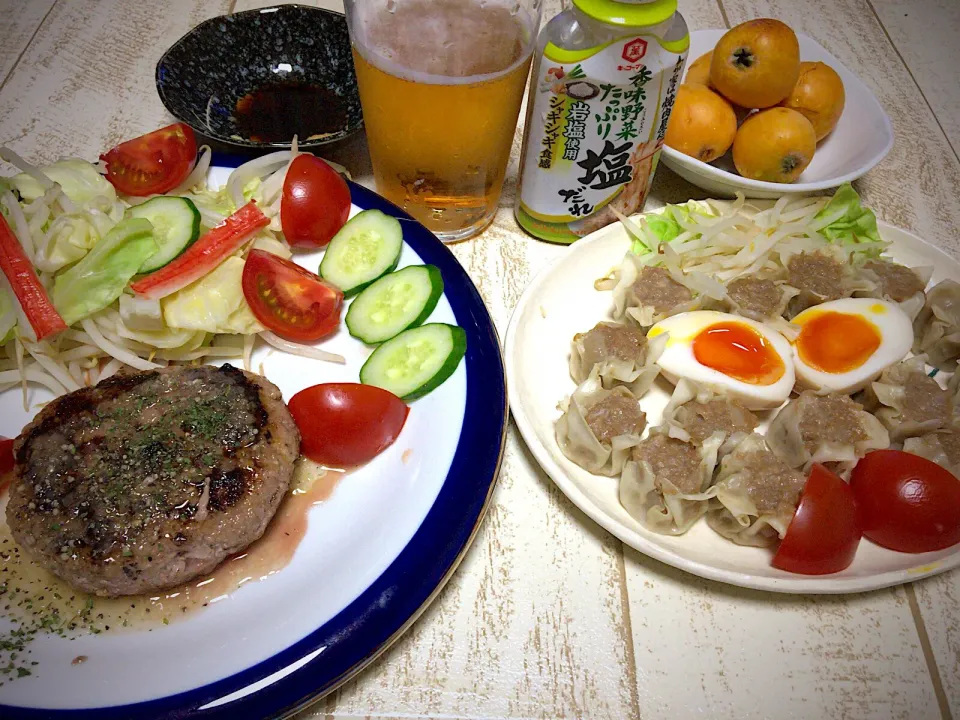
[515,0,689,243]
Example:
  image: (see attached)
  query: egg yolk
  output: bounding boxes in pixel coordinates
[692,322,785,385]
[796,311,881,373]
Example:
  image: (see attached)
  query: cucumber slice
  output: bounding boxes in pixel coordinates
[360,323,466,401]
[320,209,403,296]
[346,264,443,344]
[128,196,201,272]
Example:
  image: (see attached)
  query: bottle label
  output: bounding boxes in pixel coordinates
[517,35,687,244]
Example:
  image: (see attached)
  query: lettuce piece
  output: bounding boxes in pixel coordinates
[162,256,262,335]
[646,211,684,244]
[815,183,882,244]
[35,215,104,273]
[627,202,713,255]
[52,218,158,326]
[185,187,236,221]
[9,158,118,206]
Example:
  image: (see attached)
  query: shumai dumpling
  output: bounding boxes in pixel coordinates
[857,355,951,442]
[782,246,873,317]
[556,368,647,477]
[766,391,889,477]
[707,434,808,548]
[569,321,664,396]
[904,426,960,477]
[857,258,931,321]
[619,428,722,535]
[914,279,960,370]
[661,378,759,457]
[609,255,700,327]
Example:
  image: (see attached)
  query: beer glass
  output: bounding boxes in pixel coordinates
[344,0,543,242]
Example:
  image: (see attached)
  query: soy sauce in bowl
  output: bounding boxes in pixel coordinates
[156,5,363,149]
[234,80,349,144]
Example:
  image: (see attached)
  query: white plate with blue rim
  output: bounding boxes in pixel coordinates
[0,161,507,719]
[506,208,960,594]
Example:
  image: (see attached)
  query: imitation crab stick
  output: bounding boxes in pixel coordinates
[130,200,269,300]
[0,213,67,341]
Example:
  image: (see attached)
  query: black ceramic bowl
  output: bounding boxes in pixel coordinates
[156,5,363,149]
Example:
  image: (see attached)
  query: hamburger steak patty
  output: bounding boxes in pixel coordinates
[6,365,300,597]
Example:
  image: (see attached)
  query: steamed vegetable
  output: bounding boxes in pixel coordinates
[52,217,158,326]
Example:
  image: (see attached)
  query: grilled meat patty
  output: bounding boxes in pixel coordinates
[6,365,300,597]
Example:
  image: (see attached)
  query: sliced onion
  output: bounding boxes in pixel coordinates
[171,145,212,195]
[81,318,162,371]
[0,366,67,397]
[259,330,345,364]
[21,340,80,392]
[226,151,295,210]
[0,147,54,190]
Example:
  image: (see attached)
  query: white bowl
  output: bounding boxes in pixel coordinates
[660,29,894,198]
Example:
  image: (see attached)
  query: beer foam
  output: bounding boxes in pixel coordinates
[352,0,535,85]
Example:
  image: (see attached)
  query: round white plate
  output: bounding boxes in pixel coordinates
[0,165,507,718]
[661,30,894,199]
[506,213,960,594]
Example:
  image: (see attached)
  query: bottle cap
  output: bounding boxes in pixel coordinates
[572,0,677,27]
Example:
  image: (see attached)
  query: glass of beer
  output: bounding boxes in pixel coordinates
[344,0,542,242]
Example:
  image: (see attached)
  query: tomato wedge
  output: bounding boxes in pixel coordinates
[288,383,408,468]
[280,154,351,248]
[0,437,14,494]
[241,249,343,341]
[0,214,67,340]
[100,123,197,196]
[131,201,269,300]
[851,449,960,553]
[772,464,862,575]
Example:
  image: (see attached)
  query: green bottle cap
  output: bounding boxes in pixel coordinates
[572,0,678,28]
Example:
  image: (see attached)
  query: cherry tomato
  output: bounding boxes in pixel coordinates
[242,249,343,341]
[280,154,351,248]
[850,449,960,553]
[100,123,197,196]
[288,383,409,468]
[772,464,861,575]
[0,437,14,494]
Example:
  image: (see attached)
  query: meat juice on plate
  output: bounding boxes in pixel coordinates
[0,461,342,654]
[346,0,538,241]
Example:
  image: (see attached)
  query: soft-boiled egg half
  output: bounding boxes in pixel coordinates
[790,298,912,394]
[648,311,795,409]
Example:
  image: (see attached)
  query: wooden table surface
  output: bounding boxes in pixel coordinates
[2,0,958,718]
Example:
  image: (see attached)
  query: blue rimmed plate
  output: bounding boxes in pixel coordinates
[0,161,506,718]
